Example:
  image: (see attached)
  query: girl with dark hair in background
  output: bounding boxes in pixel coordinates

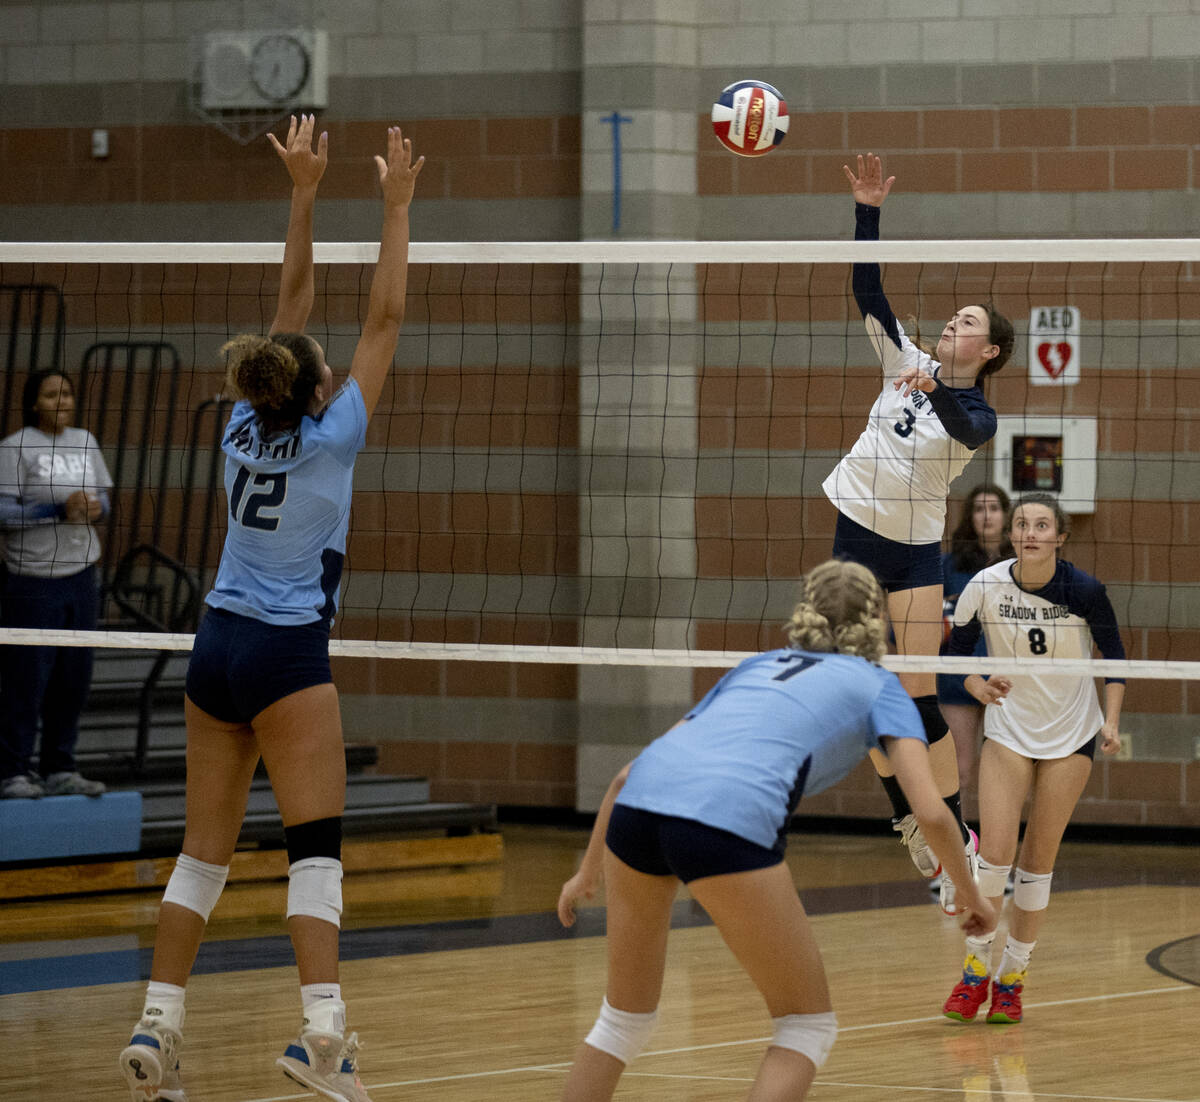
[938,483,1013,787]
[0,368,112,799]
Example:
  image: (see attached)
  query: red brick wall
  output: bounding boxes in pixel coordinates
[0,117,581,206]
[698,105,1200,197]
[5,102,1199,815]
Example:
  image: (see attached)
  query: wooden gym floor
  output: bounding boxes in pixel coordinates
[1,824,1198,1100]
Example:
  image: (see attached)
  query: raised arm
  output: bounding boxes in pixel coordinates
[844,154,893,320]
[267,114,328,335]
[350,126,424,420]
[843,154,914,382]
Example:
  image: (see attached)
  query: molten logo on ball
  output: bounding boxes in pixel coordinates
[711,80,788,157]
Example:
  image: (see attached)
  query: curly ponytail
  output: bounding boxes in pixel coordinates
[786,559,887,664]
[221,331,323,436]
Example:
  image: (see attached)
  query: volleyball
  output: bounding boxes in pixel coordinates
[711,80,789,157]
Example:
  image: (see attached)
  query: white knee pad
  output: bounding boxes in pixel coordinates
[287,857,343,926]
[771,1011,838,1069]
[161,853,229,921]
[584,997,658,1065]
[1012,868,1052,911]
[977,857,1012,899]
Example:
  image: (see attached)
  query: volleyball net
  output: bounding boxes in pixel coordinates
[1,240,1197,713]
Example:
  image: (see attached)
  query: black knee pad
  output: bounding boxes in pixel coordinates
[285,816,343,864]
[914,694,949,745]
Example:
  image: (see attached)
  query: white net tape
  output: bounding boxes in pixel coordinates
[2,239,1197,684]
[1,628,1194,682]
[5,240,1200,264]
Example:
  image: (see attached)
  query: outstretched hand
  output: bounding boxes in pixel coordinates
[375,126,424,208]
[843,152,895,206]
[268,114,328,190]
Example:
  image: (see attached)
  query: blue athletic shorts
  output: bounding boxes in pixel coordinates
[937,672,977,708]
[605,803,783,884]
[186,607,333,724]
[983,734,1097,761]
[833,511,943,592]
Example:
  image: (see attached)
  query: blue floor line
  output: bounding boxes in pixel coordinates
[0,899,711,996]
[4,869,1182,996]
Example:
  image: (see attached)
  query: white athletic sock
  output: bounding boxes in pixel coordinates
[964,932,996,969]
[301,982,342,1009]
[301,991,346,1036]
[996,936,1036,981]
[142,981,186,1035]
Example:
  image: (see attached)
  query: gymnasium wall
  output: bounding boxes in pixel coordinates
[2,1,1198,828]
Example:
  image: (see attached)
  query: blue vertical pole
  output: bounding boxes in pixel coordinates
[601,110,632,233]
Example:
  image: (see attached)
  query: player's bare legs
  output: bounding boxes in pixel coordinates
[560,849,677,1102]
[255,682,347,985]
[941,701,984,789]
[148,700,260,984]
[689,861,831,1101]
[871,584,974,906]
[871,583,957,790]
[1010,752,1091,943]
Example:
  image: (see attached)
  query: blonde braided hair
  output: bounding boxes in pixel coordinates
[786,559,887,663]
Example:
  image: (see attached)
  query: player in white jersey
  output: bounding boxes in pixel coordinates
[941,493,1125,1025]
[119,117,422,1102]
[826,154,1015,915]
[557,560,995,1102]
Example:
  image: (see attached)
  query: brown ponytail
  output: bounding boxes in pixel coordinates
[220,331,322,436]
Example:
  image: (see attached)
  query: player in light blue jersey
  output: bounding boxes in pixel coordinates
[941,493,1125,1026]
[120,115,423,1102]
[827,154,1016,916]
[557,560,995,1102]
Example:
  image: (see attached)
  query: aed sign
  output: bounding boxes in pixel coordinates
[1028,306,1080,387]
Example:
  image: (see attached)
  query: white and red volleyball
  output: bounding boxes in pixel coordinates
[711,80,789,157]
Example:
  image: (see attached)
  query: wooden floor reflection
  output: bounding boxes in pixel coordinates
[2,826,1197,1100]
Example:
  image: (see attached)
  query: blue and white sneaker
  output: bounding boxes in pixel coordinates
[277,1028,372,1102]
[118,1021,187,1101]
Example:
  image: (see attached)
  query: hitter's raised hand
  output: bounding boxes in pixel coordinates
[843,152,895,207]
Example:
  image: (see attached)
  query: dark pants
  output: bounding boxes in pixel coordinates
[0,566,98,779]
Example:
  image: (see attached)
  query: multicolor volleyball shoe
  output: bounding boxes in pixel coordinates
[943,954,991,1022]
[278,1027,373,1102]
[118,1021,187,1101]
[987,971,1026,1024]
[892,813,940,878]
[939,827,980,916]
